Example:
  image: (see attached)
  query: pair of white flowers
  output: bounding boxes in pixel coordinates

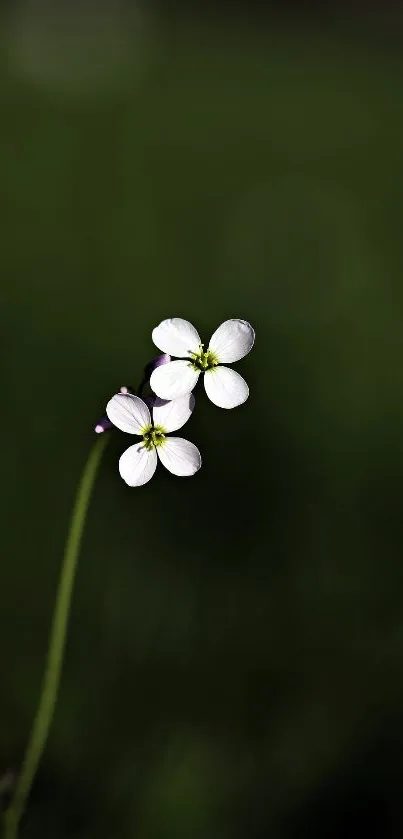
[106,317,255,487]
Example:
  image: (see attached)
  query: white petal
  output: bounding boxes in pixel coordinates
[204,366,249,409]
[152,393,195,433]
[106,394,151,434]
[208,319,255,363]
[119,443,157,486]
[157,437,201,476]
[150,360,200,400]
[152,318,201,357]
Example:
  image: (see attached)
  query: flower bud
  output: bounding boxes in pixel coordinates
[94,415,114,434]
[144,353,171,378]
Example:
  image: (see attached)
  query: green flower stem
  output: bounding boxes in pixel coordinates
[4,434,108,839]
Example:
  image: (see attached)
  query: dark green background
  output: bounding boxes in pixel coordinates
[1,7,403,837]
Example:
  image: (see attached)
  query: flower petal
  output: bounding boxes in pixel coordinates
[106,394,151,434]
[119,443,157,486]
[152,318,201,357]
[204,365,249,408]
[157,437,201,476]
[208,319,255,363]
[150,360,200,400]
[152,393,195,433]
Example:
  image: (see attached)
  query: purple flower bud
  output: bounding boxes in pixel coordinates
[144,353,171,377]
[94,415,114,434]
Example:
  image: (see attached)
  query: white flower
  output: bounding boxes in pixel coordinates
[149,318,255,409]
[106,392,201,487]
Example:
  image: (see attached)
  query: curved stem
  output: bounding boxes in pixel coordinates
[4,434,108,839]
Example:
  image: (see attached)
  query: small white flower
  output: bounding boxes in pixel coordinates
[149,318,255,409]
[106,392,201,487]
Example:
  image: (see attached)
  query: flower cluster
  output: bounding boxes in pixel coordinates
[100,318,255,487]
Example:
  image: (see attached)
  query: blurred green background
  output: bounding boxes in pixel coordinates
[1,3,403,837]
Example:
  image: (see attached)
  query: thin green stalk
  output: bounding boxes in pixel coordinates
[4,434,108,839]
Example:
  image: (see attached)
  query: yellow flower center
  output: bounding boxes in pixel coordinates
[141,424,166,450]
[189,344,219,372]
